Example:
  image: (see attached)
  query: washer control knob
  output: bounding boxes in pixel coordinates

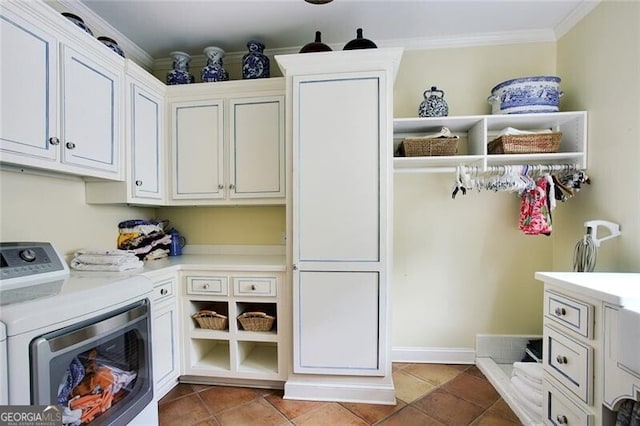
[19,249,37,262]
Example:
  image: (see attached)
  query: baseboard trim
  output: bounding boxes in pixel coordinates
[284,377,396,405]
[392,346,476,364]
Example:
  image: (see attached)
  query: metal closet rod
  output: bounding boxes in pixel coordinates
[395,163,580,175]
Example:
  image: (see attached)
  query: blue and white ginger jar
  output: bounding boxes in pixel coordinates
[418,86,449,117]
[167,51,194,85]
[242,40,270,79]
[201,46,229,82]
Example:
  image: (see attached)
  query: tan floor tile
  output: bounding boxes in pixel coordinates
[198,386,261,414]
[392,370,437,403]
[403,364,462,386]
[470,411,521,426]
[192,419,221,426]
[484,399,521,423]
[441,373,500,409]
[292,402,368,426]
[464,365,489,381]
[216,399,289,426]
[158,393,212,426]
[264,391,329,419]
[376,406,445,426]
[341,400,406,424]
[159,383,197,405]
[412,389,485,426]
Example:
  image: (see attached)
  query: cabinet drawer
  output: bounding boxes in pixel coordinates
[233,277,277,297]
[187,276,228,295]
[544,290,593,338]
[544,325,593,404]
[543,380,593,426]
[153,278,175,303]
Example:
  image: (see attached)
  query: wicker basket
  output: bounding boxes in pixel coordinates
[488,132,562,154]
[400,137,458,157]
[237,311,275,332]
[192,310,228,330]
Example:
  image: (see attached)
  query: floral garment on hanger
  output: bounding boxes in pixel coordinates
[519,176,553,235]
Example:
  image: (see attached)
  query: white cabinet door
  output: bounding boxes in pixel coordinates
[61,46,121,174]
[171,100,224,200]
[152,285,180,398]
[297,271,380,372]
[292,72,389,376]
[0,7,59,161]
[131,83,163,200]
[229,96,285,199]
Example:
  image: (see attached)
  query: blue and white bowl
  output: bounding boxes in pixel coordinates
[488,76,563,114]
[61,12,93,36]
[98,36,125,58]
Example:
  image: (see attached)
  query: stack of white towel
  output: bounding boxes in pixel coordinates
[511,361,543,423]
[70,249,144,272]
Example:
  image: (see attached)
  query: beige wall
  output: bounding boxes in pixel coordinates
[391,43,558,348]
[0,170,155,256]
[553,0,640,272]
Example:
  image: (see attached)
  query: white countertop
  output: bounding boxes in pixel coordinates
[535,272,640,307]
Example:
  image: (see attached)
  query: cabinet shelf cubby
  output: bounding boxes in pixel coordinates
[393,111,587,173]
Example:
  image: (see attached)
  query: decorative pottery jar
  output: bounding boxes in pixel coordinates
[242,40,270,79]
[299,31,332,53]
[166,51,194,85]
[488,76,562,114]
[343,28,377,50]
[97,36,125,58]
[418,86,449,117]
[61,12,93,35]
[201,46,229,82]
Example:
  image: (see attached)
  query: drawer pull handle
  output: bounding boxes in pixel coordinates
[49,137,60,146]
[203,283,209,289]
[557,414,568,424]
[556,355,568,364]
[555,307,567,316]
[251,284,256,291]
[160,288,168,295]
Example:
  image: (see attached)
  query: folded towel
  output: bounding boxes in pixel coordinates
[74,254,139,266]
[496,127,553,137]
[75,249,136,257]
[511,375,542,407]
[512,361,543,384]
[511,381,543,423]
[512,369,543,392]
[70,257,143,272]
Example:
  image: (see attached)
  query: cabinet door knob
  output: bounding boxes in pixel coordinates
[229,184,235,190]
[556,414,568,424]
[555,307,566,316]
[556,355,568,364]
[48,137,60,146]
[292,264,298,271]
[65,141,76,149]
[251,284,256,291]
[203,283,209,289]
[160,288,168,295]
[218,184,224,190]
[135,180,143,186]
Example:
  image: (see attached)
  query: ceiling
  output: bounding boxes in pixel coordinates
[77,0,599,60]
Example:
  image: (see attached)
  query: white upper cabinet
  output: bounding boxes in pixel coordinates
[0,4,59,162]
[0,1,124,180]
[86,61,166,204]
[167,79,285,205]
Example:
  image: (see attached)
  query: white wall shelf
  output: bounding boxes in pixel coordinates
[393,111,587,173]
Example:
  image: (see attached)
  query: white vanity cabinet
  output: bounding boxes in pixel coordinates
[180,270,288,386]
[167,79,285,205]
[86,61,166,204]
[148,272,180,399]
[0,1,124,180]
[536,272,640,426]
[276,48,402,404]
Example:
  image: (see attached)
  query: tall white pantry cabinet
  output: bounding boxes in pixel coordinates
[276,48,403,404]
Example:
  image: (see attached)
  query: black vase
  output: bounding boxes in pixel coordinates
[343,28,377,50]
[300,31,332,53]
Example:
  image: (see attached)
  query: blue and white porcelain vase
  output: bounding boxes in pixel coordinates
[167,51,194,85]
[418,86,449,117]
[242,40,270,79]
[201,46,229,82]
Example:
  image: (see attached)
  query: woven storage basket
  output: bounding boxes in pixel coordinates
[192,310,228,330]
[237,311,275,332]
[400,137,458,157]
[488,132,562,154]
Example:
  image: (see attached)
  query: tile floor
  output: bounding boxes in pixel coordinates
[158,363,521,425]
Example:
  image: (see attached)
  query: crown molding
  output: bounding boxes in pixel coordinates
[554,0,601,39]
